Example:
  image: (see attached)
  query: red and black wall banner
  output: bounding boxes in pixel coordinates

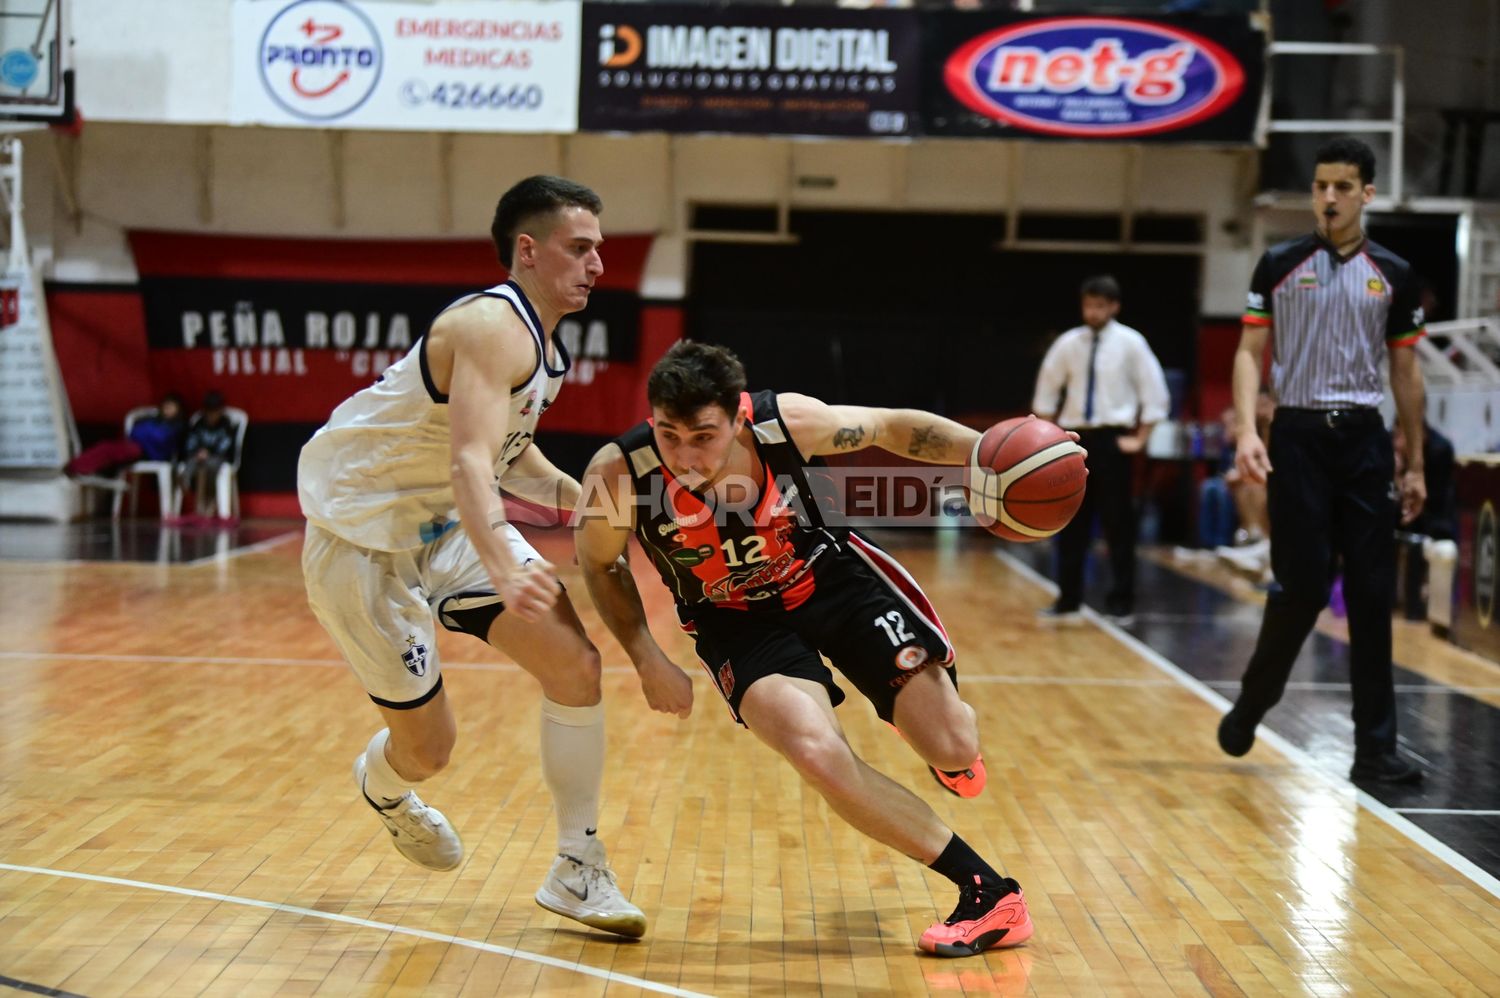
[136,276,642,423]
[922,12,1265,142]
[48,232,679,506]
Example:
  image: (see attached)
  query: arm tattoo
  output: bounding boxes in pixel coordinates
[831,426,865,450]
[907,425,950,459]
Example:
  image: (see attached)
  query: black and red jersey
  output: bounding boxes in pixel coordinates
[613,390,847,612]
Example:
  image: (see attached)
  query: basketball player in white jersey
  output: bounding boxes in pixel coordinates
[298,176,645,937]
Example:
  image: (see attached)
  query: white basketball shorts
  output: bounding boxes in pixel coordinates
[301,521,542,708]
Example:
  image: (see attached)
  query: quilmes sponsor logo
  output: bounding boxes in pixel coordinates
[596,20,898,93]
[942,17,1244,137]
[259,0,383,121]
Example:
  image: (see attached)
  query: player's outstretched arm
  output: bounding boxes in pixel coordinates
[500,442,582,512]
[445,307,559,622]
[575,445,694,719]
[779,393,981,465]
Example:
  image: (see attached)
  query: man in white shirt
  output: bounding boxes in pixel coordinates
[1032,275,1170,625]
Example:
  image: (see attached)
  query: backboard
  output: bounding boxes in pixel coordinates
[0,0,72,123]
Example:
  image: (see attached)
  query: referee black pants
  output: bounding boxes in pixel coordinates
[1234,408,1400,757]
[1055,426,1135,614]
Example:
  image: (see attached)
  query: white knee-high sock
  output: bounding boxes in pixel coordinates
[361,728,415,806]
[539,698,605,858]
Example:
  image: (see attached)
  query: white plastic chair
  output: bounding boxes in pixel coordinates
[113,406,178,520]
[174,406,249,520]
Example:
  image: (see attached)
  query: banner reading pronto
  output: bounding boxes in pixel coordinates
[231,0,580,132]
[923,13,1265,142]
[578,4,921,137]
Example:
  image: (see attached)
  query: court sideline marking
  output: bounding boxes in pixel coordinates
[14,651,1500,699]
[182,529,302,567]
[0,971,87,997]
[994,548,1500,902]
[0,862,710,998]
[0,650,1186,688]
[1394,808,1500,816]
[0,530,302,570]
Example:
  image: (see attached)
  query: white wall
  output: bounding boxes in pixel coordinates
[20,123,1259,311]
[74,0,233,125]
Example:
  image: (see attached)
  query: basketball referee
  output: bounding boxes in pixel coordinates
[1217,138,1428,785]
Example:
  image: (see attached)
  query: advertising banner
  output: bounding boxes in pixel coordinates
[231,0,580,132]
[923,13,1265,142]
[137,276,640,424]
[0,268,72,468]
[1453,461,1500,661]
[579,4,921,137]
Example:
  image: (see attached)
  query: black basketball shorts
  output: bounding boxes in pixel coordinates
[678,535,956,726]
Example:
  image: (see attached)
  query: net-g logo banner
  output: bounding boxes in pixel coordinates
[923,13,1264,142]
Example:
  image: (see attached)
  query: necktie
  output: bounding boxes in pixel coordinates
[1083,330,1100,425]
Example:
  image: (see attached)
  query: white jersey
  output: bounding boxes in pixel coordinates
[298,281,569,552]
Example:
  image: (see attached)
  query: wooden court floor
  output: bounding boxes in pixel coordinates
[2,524,1498,997]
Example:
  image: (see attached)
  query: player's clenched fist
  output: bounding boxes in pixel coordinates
[637,654,694,719]
[500,560,561,622]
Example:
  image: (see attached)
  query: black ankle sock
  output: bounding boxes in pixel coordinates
[927,832,1003,888]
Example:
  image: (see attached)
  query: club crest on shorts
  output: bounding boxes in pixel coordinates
[896,645,929,671]
[402,633,430,677]
[718,660,735,697]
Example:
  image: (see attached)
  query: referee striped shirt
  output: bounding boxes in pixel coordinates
[1243,234,1426,409]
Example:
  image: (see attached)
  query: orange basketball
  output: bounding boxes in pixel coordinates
[964,416,1088,542]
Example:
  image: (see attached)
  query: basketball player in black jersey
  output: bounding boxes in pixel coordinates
[575,341,1038,957]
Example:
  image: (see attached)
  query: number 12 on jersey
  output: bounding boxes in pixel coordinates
[874,610,916,645]
[720,536,768,567]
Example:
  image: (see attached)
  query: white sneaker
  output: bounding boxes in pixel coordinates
[1035,604,1085,626]
[353,754,464,872]
[1232,527,1265,547]
[534,837,647,938]
[1218,538,1270,575]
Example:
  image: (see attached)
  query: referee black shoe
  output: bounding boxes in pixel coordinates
[1217,707,1258,757]
[1349,752,1423,785]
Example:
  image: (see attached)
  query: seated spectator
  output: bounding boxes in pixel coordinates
[1395,421,1456,541]
[1214,393,1274,580]
[65,392,185,479]
[1198,408,1240,548]
[178,390,237,520]
[128,393,187,461]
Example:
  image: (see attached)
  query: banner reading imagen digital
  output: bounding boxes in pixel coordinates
[231,0,580,132]
[579,4,921,137]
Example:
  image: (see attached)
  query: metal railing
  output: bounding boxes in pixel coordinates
[1264,41,1406,203]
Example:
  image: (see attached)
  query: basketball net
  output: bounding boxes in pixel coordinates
[0,135,77,469]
